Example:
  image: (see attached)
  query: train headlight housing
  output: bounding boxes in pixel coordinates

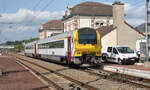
[74,51,82,57]
[96,52,101,55]
[76,51,81,54]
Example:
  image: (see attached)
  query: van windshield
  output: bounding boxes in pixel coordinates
[117,47,134,53]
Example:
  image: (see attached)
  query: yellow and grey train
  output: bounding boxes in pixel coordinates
[25,27,102,65]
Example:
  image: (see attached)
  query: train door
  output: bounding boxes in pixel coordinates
[67,37,71,63]
[34,43,37,57]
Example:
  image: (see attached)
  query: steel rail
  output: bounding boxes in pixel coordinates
[12,54,98,90]
[13,53,150,89]
[80,68,150,89]
[15,59,64,90]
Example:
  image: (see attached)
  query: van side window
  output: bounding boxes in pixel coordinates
[107,47,112,52]
[113,48,118,54]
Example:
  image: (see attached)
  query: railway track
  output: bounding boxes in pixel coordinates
[11,53,150,89]
[11,54,98,90]
[80,68,150,89]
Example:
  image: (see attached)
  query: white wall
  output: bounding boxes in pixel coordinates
[63,16,113,32]
[39,30,63,40]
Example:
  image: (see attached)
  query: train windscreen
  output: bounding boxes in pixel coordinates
[78,28,97,44]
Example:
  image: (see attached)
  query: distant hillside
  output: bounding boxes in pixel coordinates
[135,23,145,33]
[3,38,39,45]
[2,38,39,51]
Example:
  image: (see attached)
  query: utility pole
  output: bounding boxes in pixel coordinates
[145,0,149,62]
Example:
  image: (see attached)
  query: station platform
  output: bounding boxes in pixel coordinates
[103,63,150,79]
[0,54,49,90]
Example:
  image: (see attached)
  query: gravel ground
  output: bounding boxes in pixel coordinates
[14,54,149,90]
[17,59,74,90]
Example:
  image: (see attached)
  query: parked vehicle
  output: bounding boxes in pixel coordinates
[102,46,139,65]
[136,39,149,61]
[25,27,102,66]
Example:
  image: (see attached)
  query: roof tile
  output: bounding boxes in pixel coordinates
[64,1,112,19]
[43,20,63,30]
[97,25,116,38]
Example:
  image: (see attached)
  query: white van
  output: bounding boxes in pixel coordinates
[102,46,139,65]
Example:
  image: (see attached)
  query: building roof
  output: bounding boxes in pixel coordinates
[63,2,112,20]
[125,22,145,36]
[97,25,116,38]
[39,20,63,32]
[98,22,145,38]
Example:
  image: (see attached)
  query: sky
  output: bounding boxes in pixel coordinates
[0,0,146,43]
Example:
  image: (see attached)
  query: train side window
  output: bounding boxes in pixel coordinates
[107,47,112,52]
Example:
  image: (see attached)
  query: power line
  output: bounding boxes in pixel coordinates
[21,0,55,30]
[132,0,144,6]
[41,0,55,11]
[8,0,55,31]
[32,0,43,10]
[3,0,6,13]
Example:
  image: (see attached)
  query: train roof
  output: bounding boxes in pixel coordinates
[25,41,37,46]
[37,31,74,44]
[25,27,97,46]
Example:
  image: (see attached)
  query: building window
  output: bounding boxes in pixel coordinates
[95,21,104,28]
[100,23,103,26]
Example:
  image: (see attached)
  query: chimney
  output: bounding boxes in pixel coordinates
[112,0,124,27]
[65,6,72,16]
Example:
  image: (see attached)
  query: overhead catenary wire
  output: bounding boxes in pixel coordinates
[21,0,55,30]
[131,0,144,6]
[32,0,43,11]
[3,0,6,14]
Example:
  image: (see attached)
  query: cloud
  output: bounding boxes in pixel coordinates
[101,2,145,27]
[124,3,145,26]
[0,8,65,43]
[0,8,64,25]
[0,8,65,32]
[126,18,145,26]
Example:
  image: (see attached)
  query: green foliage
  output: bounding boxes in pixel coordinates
[14,43,24,51]
[4,38,39,51]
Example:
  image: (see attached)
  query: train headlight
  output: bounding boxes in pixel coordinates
[96,52,101,56]
[75,51,82,57]
[76,51,81,54]
[96,52,101,54]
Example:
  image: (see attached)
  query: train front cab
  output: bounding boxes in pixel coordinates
[69,28,102,65]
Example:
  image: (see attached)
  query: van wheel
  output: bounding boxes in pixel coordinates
[102,54,108,63]
[118,59,123,65]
